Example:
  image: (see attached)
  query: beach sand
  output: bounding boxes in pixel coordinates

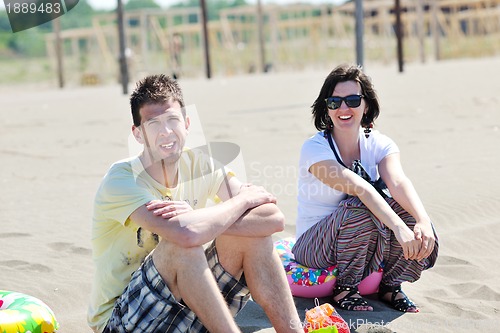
[1,57,499,332]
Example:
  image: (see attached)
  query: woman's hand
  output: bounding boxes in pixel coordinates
[146,200,193,219]
[413,220,436,261]
[393,224,422,261]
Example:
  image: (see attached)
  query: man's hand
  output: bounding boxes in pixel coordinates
[146,200,193,219]
[237,183,277,209]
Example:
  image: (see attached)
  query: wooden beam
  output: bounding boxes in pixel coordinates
[395,0,404,72]
[117,0,129,94]
[54,18,64,88]
[200,0,211,79]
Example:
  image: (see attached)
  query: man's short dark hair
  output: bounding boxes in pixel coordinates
[130,74,185,126]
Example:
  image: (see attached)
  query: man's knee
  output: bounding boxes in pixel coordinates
[218,234,274,254]
[154,240,206,266]
[215,235,275,275]
[152,241,207,278]
[152,241,209,297]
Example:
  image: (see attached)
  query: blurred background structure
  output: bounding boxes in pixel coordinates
[1,0,500,86]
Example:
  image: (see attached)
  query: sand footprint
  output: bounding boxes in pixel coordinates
[449,283,500,302]
[423,296,489,320]
[438,255,472,266]
[0,232,31,239]
[432,255,475,280]
[0,260,52,273]
[47,242,92,256]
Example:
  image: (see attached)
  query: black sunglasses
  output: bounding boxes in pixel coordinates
[325,95,364,109]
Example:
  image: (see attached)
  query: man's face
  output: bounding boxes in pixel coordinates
[134,101,190,165]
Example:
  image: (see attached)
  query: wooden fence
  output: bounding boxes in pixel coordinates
[44,0,500,83]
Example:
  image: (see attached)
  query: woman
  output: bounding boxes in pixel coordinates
[292,64,438,312]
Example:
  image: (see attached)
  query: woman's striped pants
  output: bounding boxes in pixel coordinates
[292,196,439,287]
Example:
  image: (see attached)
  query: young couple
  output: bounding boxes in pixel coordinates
[88,66,437,333]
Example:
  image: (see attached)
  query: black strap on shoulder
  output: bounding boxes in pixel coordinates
[324,130,347,168]
[323,131,391,198]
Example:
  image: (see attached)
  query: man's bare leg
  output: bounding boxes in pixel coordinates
[216,235,302,333]
[152,240,241,333]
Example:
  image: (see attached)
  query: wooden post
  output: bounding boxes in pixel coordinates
[117,0,129,94]
[354,0,364,67]
[54,18,64,88]
[416,0,425,63]
[140,11,149,73]
[431,0,441,61]
[256,0,266,72]
[270,9,278,69]
[200,0,212,79]
[395,0,404,72]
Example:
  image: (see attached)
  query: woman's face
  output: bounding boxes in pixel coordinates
[327,80,366,133]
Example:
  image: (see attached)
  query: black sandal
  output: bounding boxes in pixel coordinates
[333,285,373,311]
[378,284,419,313]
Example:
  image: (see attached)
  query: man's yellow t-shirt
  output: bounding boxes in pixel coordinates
[87,148,231,332]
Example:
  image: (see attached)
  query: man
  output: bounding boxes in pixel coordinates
[88,74,302,332]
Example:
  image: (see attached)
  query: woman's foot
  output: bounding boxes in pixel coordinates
[378,284,419,313]
[333,285,373,311]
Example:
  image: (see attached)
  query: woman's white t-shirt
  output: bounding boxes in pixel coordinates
[296,128,400,239]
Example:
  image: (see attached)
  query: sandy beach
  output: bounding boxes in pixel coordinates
[1,56,500,332]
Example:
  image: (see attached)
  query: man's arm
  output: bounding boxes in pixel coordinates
[129,184,276,248]
[216,176,285,237]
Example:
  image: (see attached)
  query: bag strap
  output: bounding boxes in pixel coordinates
[323,130,348,168]
[323,130,391,198]
[324,130,372,183]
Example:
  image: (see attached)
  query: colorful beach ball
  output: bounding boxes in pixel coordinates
[0,290,59,333]
[275,238,382,298]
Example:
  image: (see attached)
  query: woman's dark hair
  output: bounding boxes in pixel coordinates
[312,64,380,131]
[130,74,185,127]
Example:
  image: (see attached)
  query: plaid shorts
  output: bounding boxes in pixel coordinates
[103,241,251,333]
